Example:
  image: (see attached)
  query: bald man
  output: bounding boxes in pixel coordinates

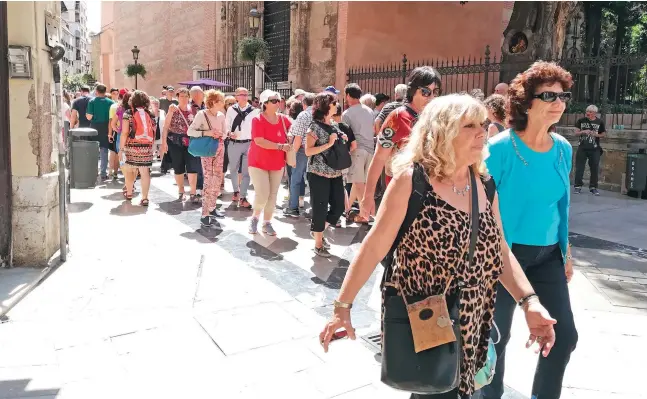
[494,82,509,96]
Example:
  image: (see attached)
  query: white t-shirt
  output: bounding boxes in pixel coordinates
[225,103,259,141]
[62,102,71,123]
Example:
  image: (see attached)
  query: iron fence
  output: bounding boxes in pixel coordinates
[347,46,647,130]
[198,64,292,99]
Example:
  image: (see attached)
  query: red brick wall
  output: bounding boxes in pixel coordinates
[113,1,217,96]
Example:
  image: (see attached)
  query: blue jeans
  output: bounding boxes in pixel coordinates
[100,147,109,178]
[480,244,578,399]
[197,162,204,190]
[288,151,307,210]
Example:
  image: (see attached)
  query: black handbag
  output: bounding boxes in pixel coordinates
[381,166,480,395]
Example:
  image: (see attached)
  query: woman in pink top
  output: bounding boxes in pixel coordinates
[188,90,227,228]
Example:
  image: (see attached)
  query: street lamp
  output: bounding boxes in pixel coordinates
[85,61,89,74]
[131,45,140,89]
[248,8,261,98]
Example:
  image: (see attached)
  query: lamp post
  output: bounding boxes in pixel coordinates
[131,45,140,89]
[85,61,89,74]
[248,8,261,98]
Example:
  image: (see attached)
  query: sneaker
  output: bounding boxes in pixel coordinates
[283,208,300,218]
[591,188,600,196]
[262,222,277,236]
[218,192,223,199]
[239,198,252,209]
[200,216,213,227]
[209,209,225,218]
[314,246,331,258]
[574,186,582,194]
[310,232,331,249]
[232,191,240,202]
[249,217,259,234]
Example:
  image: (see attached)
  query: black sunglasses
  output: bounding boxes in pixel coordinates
[265,98,280,104]
[532,91,572,103]
[420,87,442,97]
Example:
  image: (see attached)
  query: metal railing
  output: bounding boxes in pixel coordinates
[198,64,292,99]
[347,46,647,130]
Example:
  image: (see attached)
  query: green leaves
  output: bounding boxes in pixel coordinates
[237,36,270,63]
[62,73,94,92]
[124,63,147,79]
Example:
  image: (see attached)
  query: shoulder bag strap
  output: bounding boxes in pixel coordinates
[203,110,213,132]
[279,115,289,143]
[177,106,191,131]
[467,167,480,269]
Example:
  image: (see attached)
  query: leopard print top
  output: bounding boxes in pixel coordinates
[385,178,503,396]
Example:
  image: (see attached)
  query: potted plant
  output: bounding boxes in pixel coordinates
[237,36,269,96]
[124,63,147,88]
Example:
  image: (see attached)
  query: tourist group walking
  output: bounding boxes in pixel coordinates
[65,59,601,398]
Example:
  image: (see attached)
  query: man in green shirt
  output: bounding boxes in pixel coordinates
[87,84,115,179]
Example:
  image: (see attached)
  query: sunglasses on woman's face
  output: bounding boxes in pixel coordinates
[420,87,442,97]
[532,91,572,103]
[265,98,280,104]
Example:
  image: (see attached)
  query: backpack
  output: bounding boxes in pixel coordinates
[380,163,496,280]
[129,108,155,144]
[318,122,352,170]
[230,104,255,133]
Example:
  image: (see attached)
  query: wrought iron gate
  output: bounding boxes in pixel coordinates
[263,1,290,82]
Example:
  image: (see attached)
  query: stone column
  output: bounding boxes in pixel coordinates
[7,1,62,266]
[288,1,310,90]
[192,65,204,81]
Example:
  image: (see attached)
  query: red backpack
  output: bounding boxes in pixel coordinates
[130,107,155,144]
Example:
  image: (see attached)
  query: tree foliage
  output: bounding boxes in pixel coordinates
[237,36,270,63]
[124,63,147,79]
[62,73,94,92]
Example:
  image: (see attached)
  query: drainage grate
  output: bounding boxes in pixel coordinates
[361,331,382,353]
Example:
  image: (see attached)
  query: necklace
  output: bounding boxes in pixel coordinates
[452,181,471,196]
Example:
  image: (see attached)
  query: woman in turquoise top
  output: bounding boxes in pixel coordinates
[482,62,577,399]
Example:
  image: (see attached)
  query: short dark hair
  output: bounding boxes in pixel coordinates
[508,61,573,131]
[303,93,315,107]
[484,94,506,123]
[110,88,119,93]
[375,93,390,107]
[344,83,362,100]
[95,84,107,94]
[312,92,337,122]
[80,86,90,93]
[406,66,442,102]
[288,99,304,120]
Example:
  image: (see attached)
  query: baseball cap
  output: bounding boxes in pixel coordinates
[294,89,307,96]
[119,88,128,96]
[166,85,175,91]
[259,89,281,104]
[324,86,340,94]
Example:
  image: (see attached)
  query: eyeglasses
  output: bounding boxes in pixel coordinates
[532,91,572,103]
[265,98,280,104]
[420,87,442,97]
[237,93,249,97]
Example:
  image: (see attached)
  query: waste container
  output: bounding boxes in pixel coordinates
[626,147,647,196]
[69,127,99,189]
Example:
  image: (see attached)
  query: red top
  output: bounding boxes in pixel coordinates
[248,113,292,171]
[378,105,419,185]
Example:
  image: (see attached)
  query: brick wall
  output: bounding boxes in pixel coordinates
[113,1,217,96]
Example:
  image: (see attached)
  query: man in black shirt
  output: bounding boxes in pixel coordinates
[159,86,178,114]
[70,86,92,128]
[574,104,605,195]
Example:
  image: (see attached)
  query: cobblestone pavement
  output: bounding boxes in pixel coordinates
[0,167,646,399]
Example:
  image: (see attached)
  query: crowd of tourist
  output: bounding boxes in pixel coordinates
[61,59,608,398]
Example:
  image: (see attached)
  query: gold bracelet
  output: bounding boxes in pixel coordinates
[334,300,352,309]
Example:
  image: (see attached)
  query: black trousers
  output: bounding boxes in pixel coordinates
[307,172,344,232]
[574,147,600,189]
[481,244,578,399]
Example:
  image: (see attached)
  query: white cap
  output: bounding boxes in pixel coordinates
[259,89,280,104]
[294,89,307,96]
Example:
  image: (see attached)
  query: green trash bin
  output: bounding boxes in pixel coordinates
[70,128,99,189]
[626,149,647,196]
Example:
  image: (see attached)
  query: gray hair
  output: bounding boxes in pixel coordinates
[586,104,598,113]
[190,86,204,93]
[360,93,376,110]
[394,84,407,101]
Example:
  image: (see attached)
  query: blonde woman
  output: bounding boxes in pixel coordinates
[320,94,558,399]
[188,90,227,227]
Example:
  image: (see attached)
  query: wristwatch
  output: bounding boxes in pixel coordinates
[333,300,352,309]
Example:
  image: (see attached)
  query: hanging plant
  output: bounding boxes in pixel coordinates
[237,36,270,63]
[124,63,147,79]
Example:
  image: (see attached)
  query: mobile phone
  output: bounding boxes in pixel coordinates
[330,329,349,342]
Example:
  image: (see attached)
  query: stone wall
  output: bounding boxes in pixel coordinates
[557,127,647,192]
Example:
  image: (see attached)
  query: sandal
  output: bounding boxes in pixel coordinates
[190,194,201,204]
[140,199,149,207]
[124,193,133,201]
[178,192,185,201]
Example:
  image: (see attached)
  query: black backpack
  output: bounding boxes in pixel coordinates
[380,163,496,276]
[230,105,255,133]
[318,122,352,170]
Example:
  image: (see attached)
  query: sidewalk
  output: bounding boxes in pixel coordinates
[0,172,646,399]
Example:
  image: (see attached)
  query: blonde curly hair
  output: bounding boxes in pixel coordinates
[391,94,488,181]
